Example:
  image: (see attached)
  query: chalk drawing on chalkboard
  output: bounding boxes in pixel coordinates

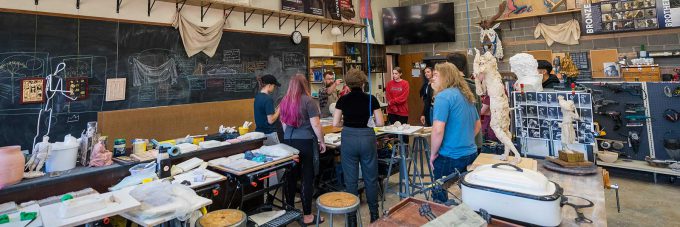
[223,49,241,64]
[206,64,242,75]
[224,74,258,93]
[67,114,80,123]
[51,55,107,79]
[0,52,49,103]
[129,49,179,87]
[189,78,207,91]
[245,61,268,73]
[282,52,305,68]
[130,58,178,87]
[206,78,224,88]
[138,85,157,102]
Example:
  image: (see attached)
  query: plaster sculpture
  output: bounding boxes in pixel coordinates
[558,95,579,152]
[510,53,543,92]
[89,137,113,167]
[473,49,521,163]
[24,136,51,178]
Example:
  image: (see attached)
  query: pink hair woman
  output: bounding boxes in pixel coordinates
[279,73,326,225]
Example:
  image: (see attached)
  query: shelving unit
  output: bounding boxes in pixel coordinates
[309,56,345,98]
[156,0,365,31]
[597,159,680,183]
[333,42,386,73]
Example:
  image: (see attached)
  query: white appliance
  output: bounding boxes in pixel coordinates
[461,163,563,226]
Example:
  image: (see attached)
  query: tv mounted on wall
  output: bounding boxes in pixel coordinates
[382,3,456,45]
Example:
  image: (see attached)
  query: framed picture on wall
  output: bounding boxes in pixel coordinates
[20,77,46,104]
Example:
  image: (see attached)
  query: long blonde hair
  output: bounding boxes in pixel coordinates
[433,62,476,104]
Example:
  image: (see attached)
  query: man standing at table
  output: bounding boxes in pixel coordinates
[254,74,281,145]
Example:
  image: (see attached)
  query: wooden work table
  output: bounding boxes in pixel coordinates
[0,138,264,204]
[538,160,607,227]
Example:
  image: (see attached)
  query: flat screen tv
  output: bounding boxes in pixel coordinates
[382,3,455,45]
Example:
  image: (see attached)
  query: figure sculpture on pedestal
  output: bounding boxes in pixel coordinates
[24,136,50,178]
[473,49,521,163]
[558,95,579,152]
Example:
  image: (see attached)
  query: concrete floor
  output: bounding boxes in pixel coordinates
[287,168,679,226]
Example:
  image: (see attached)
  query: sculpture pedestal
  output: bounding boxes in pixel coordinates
[468,153,538,171]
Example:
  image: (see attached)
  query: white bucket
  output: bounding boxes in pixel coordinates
[46,142,79,172]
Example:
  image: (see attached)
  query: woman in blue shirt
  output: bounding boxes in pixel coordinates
[429,62,481,204]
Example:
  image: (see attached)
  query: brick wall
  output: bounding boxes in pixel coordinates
[398,0,680,73]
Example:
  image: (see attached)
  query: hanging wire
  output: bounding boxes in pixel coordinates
[365,0,372,119]
[465,0,473,54]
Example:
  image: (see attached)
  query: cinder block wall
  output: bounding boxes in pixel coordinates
[397,0,680,73]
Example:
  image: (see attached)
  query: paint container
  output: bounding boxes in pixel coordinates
[238,127,249,136]
[132,139,146,155]
[113,139,126,157]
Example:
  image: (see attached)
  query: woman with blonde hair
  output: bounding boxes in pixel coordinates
[429,62,481,204]
[333,68,384,225]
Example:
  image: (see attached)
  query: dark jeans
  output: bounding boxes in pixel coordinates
[283,139,315,215]
[341,127,379,216]
[432,153,478,203]
[387,114,408,125]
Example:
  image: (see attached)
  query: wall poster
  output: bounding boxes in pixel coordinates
[657,0,680,28]
[281,0,342,19]
[582,0,659,34]
[583,0,680,33]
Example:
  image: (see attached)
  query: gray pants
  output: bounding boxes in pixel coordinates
[341,127,379,214]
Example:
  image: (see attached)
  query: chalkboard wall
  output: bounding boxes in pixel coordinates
[0,11,309,149]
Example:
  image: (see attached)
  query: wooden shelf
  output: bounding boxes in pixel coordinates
[597,159,680,177]
[497,9,582,22]
[158,0,365,29]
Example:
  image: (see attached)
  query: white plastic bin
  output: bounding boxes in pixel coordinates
[45,142,79,172]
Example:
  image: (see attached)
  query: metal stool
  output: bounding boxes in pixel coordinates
[316,192,362,227]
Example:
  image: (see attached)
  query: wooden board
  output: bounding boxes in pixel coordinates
[370,197,520,227]
[98,99,254,150]
[468,153,538,171]
[525,50,554,62]
[590,49,620,78]
[322,125,342,134]
[498,0,570,21]
[543,160,599,175]
[209,155,298,176]
[539,162,607,227]
[546,157,594,167]
[40,189,141,227]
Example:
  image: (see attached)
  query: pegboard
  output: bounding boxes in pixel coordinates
[645,82,680,160]
[579,82,651,161]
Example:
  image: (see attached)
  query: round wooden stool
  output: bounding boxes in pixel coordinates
[316,192,362,227]
[197,209,246,227]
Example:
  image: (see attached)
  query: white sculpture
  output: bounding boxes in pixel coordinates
[24,136,51,178]
[473,49,521,164]
[558,95,579,151]
[510,53,543,92]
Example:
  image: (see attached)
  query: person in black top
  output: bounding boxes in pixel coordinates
[254,74,281,145]
[333,68,384,224]
[538,60,560,89]
[420,67,434,126]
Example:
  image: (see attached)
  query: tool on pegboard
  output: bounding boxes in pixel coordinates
[596,110,623,131]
